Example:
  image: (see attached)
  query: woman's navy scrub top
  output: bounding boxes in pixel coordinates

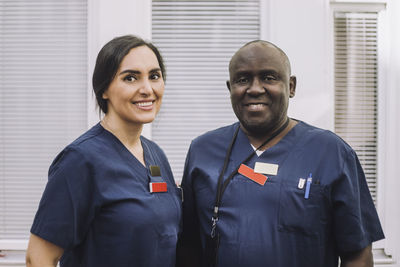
[180,120,384,267]
[31,123,182,267]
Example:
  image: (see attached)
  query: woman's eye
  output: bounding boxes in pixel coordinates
[123,75,137,82]
[150,73,161,80]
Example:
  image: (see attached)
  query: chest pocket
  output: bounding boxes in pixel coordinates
[278,179,328,244]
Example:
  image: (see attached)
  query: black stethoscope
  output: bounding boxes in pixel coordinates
[206,117,290,266]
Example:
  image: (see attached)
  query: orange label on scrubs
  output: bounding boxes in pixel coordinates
[149,182,168,193]
[238,164,268,186]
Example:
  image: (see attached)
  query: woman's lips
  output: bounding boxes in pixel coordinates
[133,100,154,110]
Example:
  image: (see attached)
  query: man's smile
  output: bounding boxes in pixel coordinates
[243,102,269,111]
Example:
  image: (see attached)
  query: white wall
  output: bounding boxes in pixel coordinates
[262,0,334,130]
[87,0,152,136]
[376,0,400,264]
[261,0,333,130]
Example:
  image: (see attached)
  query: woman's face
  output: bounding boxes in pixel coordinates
[102,45,164,127]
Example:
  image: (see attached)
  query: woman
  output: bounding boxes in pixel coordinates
[26,35,181,267]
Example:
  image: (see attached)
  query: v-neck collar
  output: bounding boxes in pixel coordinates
[97,123,151,172]
[229,121,306,169]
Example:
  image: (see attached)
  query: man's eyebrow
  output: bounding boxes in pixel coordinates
[234,69,279,75]
[261,69,280,75]
[233,70,250,76]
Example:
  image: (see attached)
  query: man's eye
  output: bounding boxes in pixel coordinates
[123,75,137,82]
[264,75,276,81]
[236,78,248,84]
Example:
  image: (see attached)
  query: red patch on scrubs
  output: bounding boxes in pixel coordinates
[238,164,268,186]
[149,182,168,193]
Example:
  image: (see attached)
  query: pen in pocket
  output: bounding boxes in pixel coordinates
[304,173,312,199]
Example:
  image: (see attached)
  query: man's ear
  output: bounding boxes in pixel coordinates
[289,76,296,98]
[226,80,231,92]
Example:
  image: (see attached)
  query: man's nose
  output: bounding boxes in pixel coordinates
[247,78,265,95]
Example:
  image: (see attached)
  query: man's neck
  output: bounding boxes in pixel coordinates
[244,119,298,151]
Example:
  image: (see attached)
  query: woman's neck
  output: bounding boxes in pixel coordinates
[101,115,145,165]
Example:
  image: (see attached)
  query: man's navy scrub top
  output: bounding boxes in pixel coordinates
[180,120,384,267]
[31,123,182,267]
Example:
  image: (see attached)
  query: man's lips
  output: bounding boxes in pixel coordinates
[243,103,268,111]
[244,102,268,106]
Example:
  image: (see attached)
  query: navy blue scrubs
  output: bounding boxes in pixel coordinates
[181,120,384,267]
[31,123,181,267]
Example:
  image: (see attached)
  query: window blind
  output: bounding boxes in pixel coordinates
[151,0,260,181]
[334,12,378,202]
[0,0,87,240]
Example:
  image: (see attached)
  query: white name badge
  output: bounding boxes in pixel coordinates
[254,162,279,175]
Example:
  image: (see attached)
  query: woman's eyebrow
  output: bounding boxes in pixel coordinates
[119,69,141,76]
[149,68,162,73]
[119,68,161,75]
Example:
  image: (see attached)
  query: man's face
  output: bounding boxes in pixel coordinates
[227,43,296,135]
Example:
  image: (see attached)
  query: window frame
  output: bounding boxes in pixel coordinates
[330,0,399,264]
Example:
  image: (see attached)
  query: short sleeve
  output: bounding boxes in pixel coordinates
[332,150,384,253]
[31,147,98,250]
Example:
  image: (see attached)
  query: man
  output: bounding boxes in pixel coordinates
[177,40,384,267]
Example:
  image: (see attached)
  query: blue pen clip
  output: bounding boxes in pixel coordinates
[304,173,312,199]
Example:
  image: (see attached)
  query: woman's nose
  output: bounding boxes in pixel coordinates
[139,79,153,95]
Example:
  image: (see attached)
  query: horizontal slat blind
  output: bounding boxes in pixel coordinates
[151,0,259,181]
[334,12,378,202]
[0,0,87,239]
